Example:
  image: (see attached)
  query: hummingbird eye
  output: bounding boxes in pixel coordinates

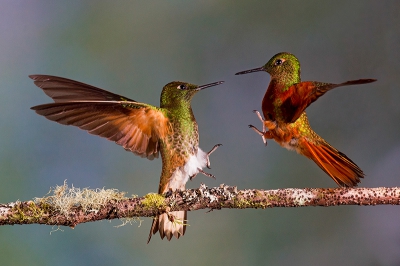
[177,84,187,90]
[274,59,284,66]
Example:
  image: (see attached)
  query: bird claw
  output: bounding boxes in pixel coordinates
[253,110,264,124]
[198,168,216,179]
[206,144,222,168]
[165,189,173,197]
[190,144,221,180]
[250,110,277,145]
[190,168,216,180]
[249,125,268,145]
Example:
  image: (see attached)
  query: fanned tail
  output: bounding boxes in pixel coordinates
[299,139,364,187]
[147,211,187,244]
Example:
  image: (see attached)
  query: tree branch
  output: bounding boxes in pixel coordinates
[1,182,399,227]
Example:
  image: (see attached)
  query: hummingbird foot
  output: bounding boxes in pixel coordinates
[249,124,268,145]
[198,168,216,179]
[252,110,268,144]
[252,109,276,130]
[189,168,216,180]
[206,144,222,169]
[165,189,173,198]
[167,211,176,223]
[253,110,264,122]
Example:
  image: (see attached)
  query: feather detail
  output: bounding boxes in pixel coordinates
[29,75,135,102]
[279,79,376,123]
[147,211,186,244]
[148,148,208,243]
[30,74,172,160]
[298,138,364,187]
[31,102,171,159]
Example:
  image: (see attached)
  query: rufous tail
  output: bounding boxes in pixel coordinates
[147,211,187,244]
[298,138,364,187]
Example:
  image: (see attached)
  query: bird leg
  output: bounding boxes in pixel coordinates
[190,144,221,180]
[198,168,216,179]
[250,110,276,145]
[206,144,222,168]
[190,168,216,180]
[253,110,266,131]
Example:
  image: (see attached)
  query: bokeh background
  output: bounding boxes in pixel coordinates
[1,1,400,265]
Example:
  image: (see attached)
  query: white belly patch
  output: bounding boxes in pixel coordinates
[168,148,208,190]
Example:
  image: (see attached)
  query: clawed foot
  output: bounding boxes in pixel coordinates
[206,144,222,168]
[198,168,216,179]
[251,109,267,144]
[253,110,265,125]
[249,124,268,145]
[165,188,173,197]
[190,144,221,180]
[250,110,276,145]
[190,168,217,180]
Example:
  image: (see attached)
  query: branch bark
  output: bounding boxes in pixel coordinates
[1,183,400,228]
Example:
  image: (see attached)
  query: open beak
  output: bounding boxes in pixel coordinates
[235,67,265,75]
[196,81,224,91]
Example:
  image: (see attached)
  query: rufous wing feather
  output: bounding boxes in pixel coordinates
[30,75,172,160]
[31,102,170,159]
[282,79,376,123]
[298,138,364,187]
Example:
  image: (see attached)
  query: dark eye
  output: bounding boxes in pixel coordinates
[275,59,283,66]
[178,84,187,90]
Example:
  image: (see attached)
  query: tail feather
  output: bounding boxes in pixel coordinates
[147,211,187,244]
[299,139,364,187]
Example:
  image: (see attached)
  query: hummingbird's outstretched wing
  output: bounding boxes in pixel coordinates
[30,75,171,160]
[29,75,137,102]
[281,79,376,123]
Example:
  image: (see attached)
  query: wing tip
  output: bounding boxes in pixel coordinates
[29,74,47,81]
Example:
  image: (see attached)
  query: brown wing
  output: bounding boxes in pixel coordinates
[29,75,135,102]
[281,79,376,123]
[30,75,171,160]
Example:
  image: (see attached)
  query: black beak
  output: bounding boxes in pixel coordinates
[235,67,265,75]
[196,81,224,91]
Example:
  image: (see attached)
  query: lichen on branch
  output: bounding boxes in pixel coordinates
[1,182,400,228]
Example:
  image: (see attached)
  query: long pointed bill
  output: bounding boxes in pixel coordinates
[235,67,265,75]
[196,81,224,91]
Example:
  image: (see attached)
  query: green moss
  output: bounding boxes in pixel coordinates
[233,191,280,209]
[27,201,44,219]
[267,194,280,202]
[142,193,166,210]
[10,201,44,223]
[233,198,250,209]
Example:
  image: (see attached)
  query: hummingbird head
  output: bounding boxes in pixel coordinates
[235,52,301,84]
[160,81,224,108]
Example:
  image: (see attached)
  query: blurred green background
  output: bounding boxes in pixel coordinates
[1,1,400,265]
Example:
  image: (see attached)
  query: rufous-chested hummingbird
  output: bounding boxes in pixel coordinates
[235,52,376,187]
[30,75,223,242]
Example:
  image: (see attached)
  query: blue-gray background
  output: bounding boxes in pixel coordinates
[1,1,400,265]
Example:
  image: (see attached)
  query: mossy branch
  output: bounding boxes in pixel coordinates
[1,182,400,227]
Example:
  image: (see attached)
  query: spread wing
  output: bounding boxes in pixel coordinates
[30,75,171,160]
[281,79,376,123]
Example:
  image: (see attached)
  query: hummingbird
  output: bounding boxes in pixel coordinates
[235,52,376,187]
[29,75,223,242]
